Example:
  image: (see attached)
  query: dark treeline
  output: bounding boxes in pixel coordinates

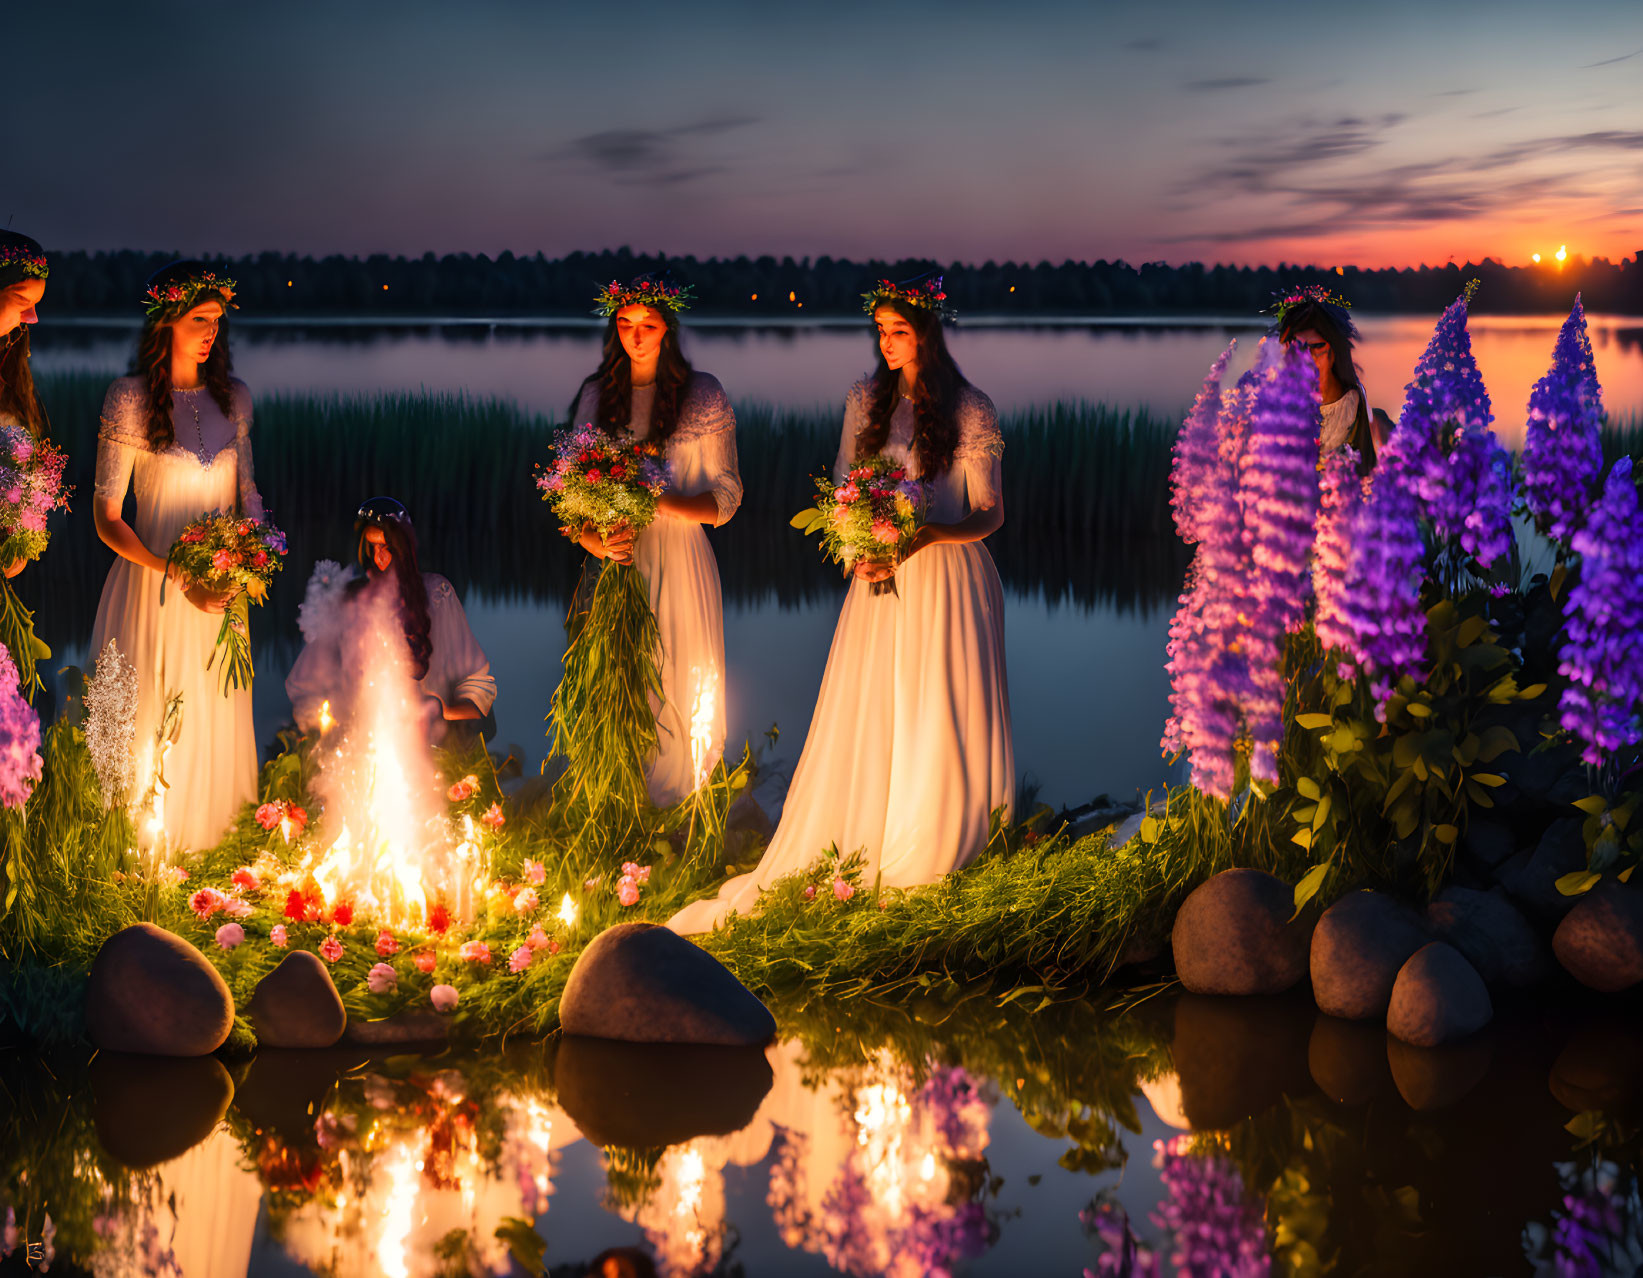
[34,247,1643,318]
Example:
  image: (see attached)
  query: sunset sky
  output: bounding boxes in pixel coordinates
[17,0,1642,268]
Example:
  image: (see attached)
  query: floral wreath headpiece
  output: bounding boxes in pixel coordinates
[861,275,956,322]
[1267,284,1353,329]
[594,275,694,318]
[142,270,238,320]
[0,244,48,283]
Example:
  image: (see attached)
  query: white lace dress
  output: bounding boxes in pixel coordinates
[91,377,261,852]
[570,372,742,806]
[668,380,1014,934]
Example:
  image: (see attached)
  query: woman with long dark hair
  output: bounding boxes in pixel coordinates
[285,497,496,746]
[563,276,741,805]
[669,277,1013,934]
[1274,286,1381,471]
[90,261,262,851]
[0,231,51,582]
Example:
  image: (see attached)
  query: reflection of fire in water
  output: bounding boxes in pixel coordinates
[301,587,471,927]
[623,1140,726,1277]
[688,667,718,791]
[378,1141,419,1278]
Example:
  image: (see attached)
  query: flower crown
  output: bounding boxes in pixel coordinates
[0,245,48,281]
[142,271,237,319]
[861,275,956,322]
[1268,284,1352,327]
[594,276,693,318]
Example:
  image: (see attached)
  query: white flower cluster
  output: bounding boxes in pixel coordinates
[83,638,138,809]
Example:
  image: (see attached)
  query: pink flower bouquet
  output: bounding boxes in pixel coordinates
[165,510,288,693]
[791,454,927,596]
[534,423,668,537]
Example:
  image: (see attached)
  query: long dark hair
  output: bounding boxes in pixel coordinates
[566,304,693,442]
[1278,299,1371,447]
[347,498,432,680]
[0,313,46,437]
[126,261,236,451]
[857,297,970,477]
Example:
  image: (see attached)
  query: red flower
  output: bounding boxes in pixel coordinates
[283,890,309,922]
[375,930,400,957]
[609,463,627,480]
[189,887,226,920]
[286,805,308,834]
[251,550,269,568]
[331,900,354,927]
[415,951,437,974]
[230,867,259,891]
[585,469,602,483]
[319,935,343,963]
[255,803,282,831]
[480,802,505,832]
[447,774,479,802]
[427,904,451,934]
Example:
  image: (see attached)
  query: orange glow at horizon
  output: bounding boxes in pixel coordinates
[1174,224,1636,273]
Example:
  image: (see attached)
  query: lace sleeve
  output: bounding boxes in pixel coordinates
[677,375,742,525]
[230,381,265,521]
[955,388,1005,513]
[833,379,871,482]
[93,379,146,505]
[425,575,497,715]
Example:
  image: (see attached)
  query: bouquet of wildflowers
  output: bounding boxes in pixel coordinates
[791,454,927,596]
[165,510,288,694]
[0,425,71,699]
[535,422,668,537]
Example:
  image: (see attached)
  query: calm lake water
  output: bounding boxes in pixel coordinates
[30,314,1641,814]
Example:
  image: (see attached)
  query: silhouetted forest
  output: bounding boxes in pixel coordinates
[34,248,1643,318]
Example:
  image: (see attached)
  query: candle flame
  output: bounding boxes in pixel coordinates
[689,667,717,791]
[557,893,578,928]
[318,699,334,735]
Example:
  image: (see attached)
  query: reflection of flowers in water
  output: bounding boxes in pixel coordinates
[1523,1160,1643,1278]
[767,1055,994,1278]
[619,1141,727,1277]
[88,1182,182,1278]
[1081,1190,1158,1278]
[1149,1136,1270,1278]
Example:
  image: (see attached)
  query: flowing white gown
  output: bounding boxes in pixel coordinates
[668,379,1014,934]
[571,372,742,806]
[91,377,260,852]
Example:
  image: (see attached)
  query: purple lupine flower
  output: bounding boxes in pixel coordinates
[1558,458,1643,764]
[1524,295,1606,545]
[917,1066,990,1158]
[1313,447,1364,655]
[1241,338,1322,780]
[1337,435,1428,686]
[1149,1136,1271,1278]
[0,643,42,808]
[1082,1196,1161,1278]
[1170,342,1236,545]
[1393,289,1513,566]
[1522,1160,1643,1278]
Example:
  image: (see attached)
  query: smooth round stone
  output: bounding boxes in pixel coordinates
[84,923,234,1057]
[248,951,347,1049]
[1426,886,1547,988]
[1171,868,1311,996]
[91,1052,234,1167]
[1387,942,1493,1048]
[1310,890,1428,1020]
[1552,882,1643,993]
[559,923,776,1046]
[1501,818,1587,923]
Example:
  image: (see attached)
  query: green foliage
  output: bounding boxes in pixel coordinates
[0,576,49,701]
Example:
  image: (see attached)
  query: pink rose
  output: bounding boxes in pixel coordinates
[836,483,861,503]
[802,884,816,901]
[508,946,532,973]
[871,519,899,546]
[270,924,288,948]
[189,887,226,920]
[459,941,491,964]
[481,802,505,831]
[231,867,259,891]
[513,887,538,915]
[367,962,397,994]
[617,876,640,907]
[415,951,437,974]
[832,878,854,902]
[214,923,245,950]
[524,859,546,886]
[525,923,550,950]
[319,935,343,963]
[431,984,459,1013]
[223,897,253,919]
[375,930,400,957]
[211,549,235,575]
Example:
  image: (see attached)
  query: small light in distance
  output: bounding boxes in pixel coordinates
[1532,253,1541,263]
[1555,245,1567,263]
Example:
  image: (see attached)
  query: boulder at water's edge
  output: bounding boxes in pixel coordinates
[1310,890,1428,1020]
[84,923,234,1057]
[1172,868,1311,996]
[1386,942,1492,1048]
[248,951,348,1049]
[1552,882,1643,993]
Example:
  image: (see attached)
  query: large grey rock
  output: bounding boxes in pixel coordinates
[84,924,234,1057]
[1386,942,1493,1048]
[1309,890,1428,1019]
[559,923,776,1046]
[91,1053,234,1167]
[248,951,347,1049]
[1426,886,1548,987]
[1501,818,1587,923]
[1171,869,1311,996]
[1552,882,1643,992]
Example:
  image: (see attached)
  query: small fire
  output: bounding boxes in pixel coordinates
[318,699,334,736]
[689,667,718,791]
[557,893,578,928]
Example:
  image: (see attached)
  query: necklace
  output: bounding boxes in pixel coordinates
[175,386,210,466]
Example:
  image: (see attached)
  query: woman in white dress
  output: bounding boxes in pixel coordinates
[91,262,260,852]
[1273,285,1382,471]
[669,277,1013,935]
[285,497,497,747]
[565,276,742,806]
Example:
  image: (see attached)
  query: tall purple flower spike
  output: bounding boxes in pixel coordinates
[1313,447,1365,658]
[1170,342,1236,545]
[0,643,42,809]
[1559,458,1643,764]
[1525,294,1605,545]
[1150,1136,1271,1278]
[1242,337,1322,781]
[1337,433,1428,686]
[1391,288,1513,566]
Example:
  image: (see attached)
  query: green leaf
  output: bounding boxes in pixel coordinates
[1476,725,1519,762]
[1383,767,1415,810]
[1291,828,1313,849]
[1406,701,1433,718]
[1292,861,1329,914]
[789,507,822,529]
[1555,870,1601,897]
[1572,795,1609,816]
[1291,804,1318,824]
[1565,1111,1602,1141]
[1313,793,1332,831]
[1139,816,1160,844]
[1550,561,1567,601]
[1520,683,1548,700]
[1328,726,1360,753]
[1470,773,1507,788]
[1456,615,1488,648]
[1295,714,1334,731]
[1295,776,1322,800]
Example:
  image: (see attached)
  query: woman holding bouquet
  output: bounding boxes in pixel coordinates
[91,262,262,851]
[668,277,1013,935]
[562,276,742,806]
